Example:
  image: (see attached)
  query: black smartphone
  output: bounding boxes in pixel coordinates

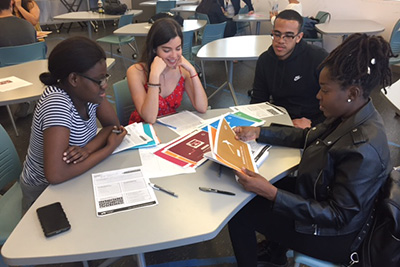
[36,202,71,238]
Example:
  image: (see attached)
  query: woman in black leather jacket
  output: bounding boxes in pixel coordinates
[228,34,394,267]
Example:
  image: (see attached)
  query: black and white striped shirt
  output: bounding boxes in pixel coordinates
[21,86,98,186]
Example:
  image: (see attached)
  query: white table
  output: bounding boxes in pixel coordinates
[114,19,207,36]
[0,58,115,136]
[140,0,199,6]
[232,12,270,35]
[381,79,400,116]
[170,4,197,14]
[1,108,300,267]
[53,10,143,39]
[197,35,272,105]
[315,19,385,41]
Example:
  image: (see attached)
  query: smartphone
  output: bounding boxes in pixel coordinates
[36,202,71,237]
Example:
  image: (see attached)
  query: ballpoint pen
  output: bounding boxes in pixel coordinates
[149,183,178,198]
[199,187,236,196]
[112,129,130,135]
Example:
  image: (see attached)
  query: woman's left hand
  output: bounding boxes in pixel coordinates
[63,146,90,164]
[235,168,278,201]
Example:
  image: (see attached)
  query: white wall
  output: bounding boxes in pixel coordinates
[251,0,400,51]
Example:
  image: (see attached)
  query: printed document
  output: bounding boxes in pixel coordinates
[156,111,204,135]
[91,167,158,217]
[112,123,153,154]
[230,102,285,119]
[0,76,32,92]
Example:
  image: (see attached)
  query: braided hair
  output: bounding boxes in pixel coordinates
[320,33,394,98]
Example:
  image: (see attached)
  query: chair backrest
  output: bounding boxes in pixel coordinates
[182,30,194,60]
[113,79,135,126]
[0,124,22,190]
[118,13,134,28]
[201,22,227,46]
[0,41,47,67]
[315,11,331,23]
[155,1,176,14]
[195,12,210,24]
[390,19,400,58]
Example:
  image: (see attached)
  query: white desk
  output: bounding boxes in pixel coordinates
[170,4,197,14]
[315,19,385,41]
[197,35,272,105]
[140,0,199,6]
[114,19,207,36]
[2,108,300,267]
[232,12,270,35]
[381,79,400,116]
[53,10,143,38]
[0,58,115,136]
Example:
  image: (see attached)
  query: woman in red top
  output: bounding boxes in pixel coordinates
[127,18,208,124]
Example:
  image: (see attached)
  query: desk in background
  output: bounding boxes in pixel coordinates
[197,35,272,105]
[232,12,270,35]
[2,108,300,267]
[114,19,207,36]
[53,10,143,39]
[315,19,385,41]
[170,4,198,15]
[139,0,199,6]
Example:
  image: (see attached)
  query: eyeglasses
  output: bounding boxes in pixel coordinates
[271,31,300,41]
[77,73,111,87]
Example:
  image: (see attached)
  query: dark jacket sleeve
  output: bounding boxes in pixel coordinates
[209,2,228,24]
[251,51,271,104]
[257,125,308,148]
[241,0,254,12]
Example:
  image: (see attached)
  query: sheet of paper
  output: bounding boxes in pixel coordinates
[91,167,158,217]
[0,76,32,92]
[230,102,285,118]
[112,123,152,154]
[156,111,205,135]
[139,146,195,178]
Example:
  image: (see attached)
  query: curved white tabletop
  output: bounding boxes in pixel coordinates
[53,10,143,22]
[140,0,199,6]
[197,35,271,61]
[0,58,115,106]
[232,12,270,35]
[315,19,385,36]
[114,19,207,36]
[2,108,300,266]
[171,4,197,13]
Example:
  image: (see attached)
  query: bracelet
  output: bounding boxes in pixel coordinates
[147,83,161,94]
[190,73,198,79]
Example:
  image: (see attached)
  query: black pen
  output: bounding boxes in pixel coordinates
[112,129,130,136]
[149,183,178,198]
[199,187,236,196]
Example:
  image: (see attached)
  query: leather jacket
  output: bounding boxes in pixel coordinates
[257,100,391,236]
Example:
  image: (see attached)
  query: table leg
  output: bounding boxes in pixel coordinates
[87,21,92,39]
[6,105,19,136]
[206,61,238,105]
[256,22,261,35]
[135,253,146,267]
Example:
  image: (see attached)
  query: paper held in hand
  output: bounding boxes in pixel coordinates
[205,118,258,173]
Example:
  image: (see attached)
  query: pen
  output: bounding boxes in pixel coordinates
[112,129,130,136]
[149,183,178,198]
[199,187,236,196]
[123,169,140,174]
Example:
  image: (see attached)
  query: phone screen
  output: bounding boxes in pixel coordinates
[36,202,71,237]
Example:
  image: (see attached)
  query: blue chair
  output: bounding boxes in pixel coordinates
[96,14,139,59]
[182,30,194,61]
[0,124,23,245]
[293,251,341,267]
[302,11,331,46]
[192,22,227,88]
[155,1,176,14]
[236,5,251,35]
[0,41,47,67]
[112,79,134,126]
[389,19,400,65]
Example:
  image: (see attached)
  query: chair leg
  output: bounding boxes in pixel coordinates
[6,105,19,136]
[109,44,113,58]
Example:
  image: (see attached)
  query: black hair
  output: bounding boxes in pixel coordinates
[320,33,394,98]
[0,0,12,10]
[275,9,303,32]
[39,36,106,86]
[140,17,183,78]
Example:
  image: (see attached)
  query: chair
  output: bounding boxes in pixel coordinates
[236,5,251,35]
[193,12,210,43]
[302,11,331,46]
[192,22,227,88]
[0,124,23,245]
[293,251,340,267]
[389,19,400,65]
[182,30,194,61]
[155,1,176,14]
[112,79,134,126]
[0,41,47,67]
[96,14,139,59]
[0,41,47,137]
